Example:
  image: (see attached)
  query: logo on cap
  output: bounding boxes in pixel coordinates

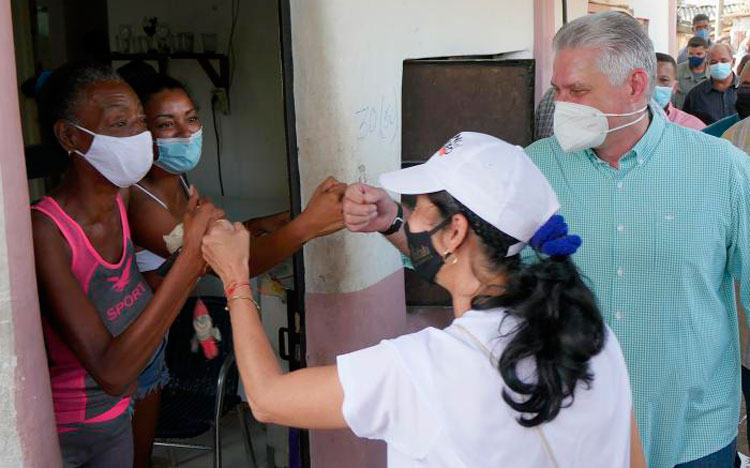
[438,134,463,156]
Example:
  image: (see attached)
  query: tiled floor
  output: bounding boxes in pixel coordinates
[152,406,275,468]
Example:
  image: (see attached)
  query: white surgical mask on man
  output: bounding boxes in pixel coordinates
[70,123,154,188]
[553,101,648,153]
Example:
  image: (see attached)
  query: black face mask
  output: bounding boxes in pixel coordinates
[737,87,750,120]
[405,218,451,284]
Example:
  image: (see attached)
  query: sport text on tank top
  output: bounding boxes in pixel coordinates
[32,194,153,433]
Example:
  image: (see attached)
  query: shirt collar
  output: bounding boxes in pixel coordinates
[709,73,739,91]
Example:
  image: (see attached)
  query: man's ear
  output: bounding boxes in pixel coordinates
[628,68,650,103]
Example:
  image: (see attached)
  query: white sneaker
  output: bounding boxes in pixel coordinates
[738,452,750,468]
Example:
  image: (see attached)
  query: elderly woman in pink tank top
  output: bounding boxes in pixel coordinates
[30,62,222,468]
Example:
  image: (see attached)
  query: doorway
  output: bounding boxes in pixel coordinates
[11,0,308,466]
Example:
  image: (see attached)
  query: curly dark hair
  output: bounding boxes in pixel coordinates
[117,62,190,110]
[428,191,605,428]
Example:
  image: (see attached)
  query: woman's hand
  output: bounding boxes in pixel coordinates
[182,186,224,268]
[202,220,251,286]
[296,177,346,240]
[343,183,398,233]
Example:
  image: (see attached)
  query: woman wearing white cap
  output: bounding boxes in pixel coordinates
[201,132,644,467]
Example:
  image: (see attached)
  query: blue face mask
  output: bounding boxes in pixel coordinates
[688,55,706,69]
[695,29,710,40]
[653,86,673,108]
[155,128,203,174]
[710,62,733,81]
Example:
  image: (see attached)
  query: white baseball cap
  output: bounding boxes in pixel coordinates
[379,132,560,256]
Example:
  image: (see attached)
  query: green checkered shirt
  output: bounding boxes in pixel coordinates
[525,109,750,467]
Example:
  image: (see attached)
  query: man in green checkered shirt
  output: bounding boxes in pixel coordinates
[525,12,750,467]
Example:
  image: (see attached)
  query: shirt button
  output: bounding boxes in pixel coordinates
[637,159,644,165]
[617,182,623,190]
[617,268,624,277]
[615,310,624,320]
[617,224,625,232]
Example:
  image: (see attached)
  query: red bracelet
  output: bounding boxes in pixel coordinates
[224,281,250,296]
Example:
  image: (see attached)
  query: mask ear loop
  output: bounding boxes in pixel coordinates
[66,121,94,157]
[606,109,649,133]
[602,105,649,118]
[432,215,459,265]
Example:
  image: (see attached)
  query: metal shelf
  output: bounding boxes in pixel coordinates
[109,52,229,89]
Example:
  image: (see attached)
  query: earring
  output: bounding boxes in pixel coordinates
[442,250,459,265]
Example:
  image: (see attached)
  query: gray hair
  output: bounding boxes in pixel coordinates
[553,12,656,100]
[39,62,123,130]
[709,42,734,57]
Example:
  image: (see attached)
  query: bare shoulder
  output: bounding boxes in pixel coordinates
[30,209,71,267]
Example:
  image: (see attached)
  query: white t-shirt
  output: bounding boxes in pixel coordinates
[337,308,632,467]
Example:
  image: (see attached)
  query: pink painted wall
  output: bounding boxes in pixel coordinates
[305,270,406,467]
[0,0,61,466]
[305,269,458,467]
[669,0,678,57]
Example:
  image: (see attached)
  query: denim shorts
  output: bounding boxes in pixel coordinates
[135,337,169,401]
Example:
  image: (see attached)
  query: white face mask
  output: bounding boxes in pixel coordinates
[71,123,154,188]
[553,101,649,153]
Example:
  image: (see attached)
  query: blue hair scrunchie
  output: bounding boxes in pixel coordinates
[529,214,582,257]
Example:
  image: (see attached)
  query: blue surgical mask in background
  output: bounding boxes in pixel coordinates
[695,29,710,41]
[155,127,203,174]
[688,55,706,69]
[653,86,673,108]
[710,62,733,81]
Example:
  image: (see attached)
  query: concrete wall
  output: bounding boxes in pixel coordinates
[630,0,673,55]
[0,0,60,465]
[291,0,534,296]
[289,1,534,466]
[108,0,289,205]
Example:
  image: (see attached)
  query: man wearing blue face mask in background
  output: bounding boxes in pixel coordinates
[654,52,706,130]
[683,43,738,125]
[675,37,710,109]
[677,14,713,64]
[526,11,750,468]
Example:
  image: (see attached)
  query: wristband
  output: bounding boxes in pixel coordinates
[379,203,404,236]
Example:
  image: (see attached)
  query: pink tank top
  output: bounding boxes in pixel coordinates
[32,194,153,433]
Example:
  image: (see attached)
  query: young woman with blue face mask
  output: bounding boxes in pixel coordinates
[123,72,347,467]
[125,72,347,278]
[31,62,223,468]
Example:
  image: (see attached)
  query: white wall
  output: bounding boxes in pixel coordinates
[291,0,535,294]
[108,0,289,206]
[630,0,671,54]
[567,0,590,23]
